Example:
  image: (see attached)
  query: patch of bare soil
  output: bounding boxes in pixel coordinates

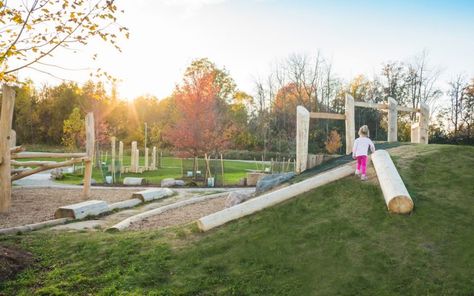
[0,245,34,282]
[0,188,136,229]
[129,197,227,230]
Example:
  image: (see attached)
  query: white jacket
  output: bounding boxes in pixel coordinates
[352,137,375,157]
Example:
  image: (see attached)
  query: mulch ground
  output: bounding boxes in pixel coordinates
[129,197,227,230]
[0,188,137,229]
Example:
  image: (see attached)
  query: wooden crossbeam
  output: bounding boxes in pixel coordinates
[309,112,345,120]
[11,157,88,181]
[12,152,87,159]
[354,101,419,113]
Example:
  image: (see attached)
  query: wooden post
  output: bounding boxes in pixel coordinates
[419,102,429,144]
[135,149,140,173]
[152,146,157,170]
[111,137,116,183]
[82,112,95,200]
[410,123,420,143]
[160,151,163,168]
[144,147,149,171]
[296,106,310,173]
[119,141,124,173]
[345,94,355,155]
[131,141,137,172]
[220,153,225,187]
[0,85,15,212]
[388,97,398,142]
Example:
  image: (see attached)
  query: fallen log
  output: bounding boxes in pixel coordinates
[54,200,109,219]
[131,188,174,202]
[371,150,414,214]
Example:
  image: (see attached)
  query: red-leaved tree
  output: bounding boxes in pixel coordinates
[166,71,230,157]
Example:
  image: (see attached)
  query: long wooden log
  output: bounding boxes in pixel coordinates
[0,85,15,212]
[345,94,355,155]
[197,163,355,231]
[12,152,87,159]
[11,160,57,166]
[0,218,71,235]
[371,150,413,214]
[11,157,88,181]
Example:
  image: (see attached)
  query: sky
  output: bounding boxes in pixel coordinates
[18,0,474,101]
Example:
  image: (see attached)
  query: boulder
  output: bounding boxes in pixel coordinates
[256,172,296,195]
[225,191,254,208]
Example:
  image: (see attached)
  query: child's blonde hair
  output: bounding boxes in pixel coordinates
[358,125,370,137]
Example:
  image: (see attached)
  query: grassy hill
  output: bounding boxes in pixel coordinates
[1,144,473,295]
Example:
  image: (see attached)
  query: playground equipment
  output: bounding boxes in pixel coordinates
[118,140,158,174]
[0,84,95,212]
[296,94,430,173]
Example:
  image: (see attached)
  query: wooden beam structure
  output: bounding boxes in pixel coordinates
[309,112,345,120]
[296,106,310,174]
[12,152,87,159]
[345,94,355,155]
[0,85,15,212]
[11,157,88,181]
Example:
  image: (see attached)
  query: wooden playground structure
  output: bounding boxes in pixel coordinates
[0,84,95,212]
[296,94,430,173]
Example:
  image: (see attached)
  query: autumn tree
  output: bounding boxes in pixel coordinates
[0,0,128,82]
[165,59,237,157]
[62,107,84,151]
[324,130,342,154]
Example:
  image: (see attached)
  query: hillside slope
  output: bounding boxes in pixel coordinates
[1,144,473,295]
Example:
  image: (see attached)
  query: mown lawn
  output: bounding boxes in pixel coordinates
[1,144,473,295]
[16,155,280,186]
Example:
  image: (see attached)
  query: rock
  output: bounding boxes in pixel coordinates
[160,178,185,187]
[225,191,254,208]
[123,177,145,185]
[50,168,64,180]
[256,172,296,195]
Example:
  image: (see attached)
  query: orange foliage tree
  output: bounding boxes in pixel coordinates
[165,60,235,157]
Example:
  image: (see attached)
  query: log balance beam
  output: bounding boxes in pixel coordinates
[197,163,355,231]
[371,150,414,214]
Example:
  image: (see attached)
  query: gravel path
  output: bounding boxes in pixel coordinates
[0,188,136,229]
[128,197,227,230]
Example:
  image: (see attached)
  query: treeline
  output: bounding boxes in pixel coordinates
[3,53,474,156]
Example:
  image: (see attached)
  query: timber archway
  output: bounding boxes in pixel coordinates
[295,94,429,174]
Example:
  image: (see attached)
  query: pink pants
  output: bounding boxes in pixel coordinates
[357,155,368,175]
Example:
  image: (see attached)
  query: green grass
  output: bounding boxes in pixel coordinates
[2,144,473,295]
[16,155,275,186]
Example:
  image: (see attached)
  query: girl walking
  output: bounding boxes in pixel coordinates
[352,125,375,181]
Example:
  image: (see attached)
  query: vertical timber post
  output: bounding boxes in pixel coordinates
[131,141,137,173]
[111,136,116,183]
[152,146,157,170]
[388,97,398,142]
[410,123,420,143]
[0,85,15,212]
[419,102,429,144]
[295,106,310,174]
[144,147,149,171]
[345,94,355,155]
[135,149,140,173]
[83,112,95,199]
[119,141,124,173]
